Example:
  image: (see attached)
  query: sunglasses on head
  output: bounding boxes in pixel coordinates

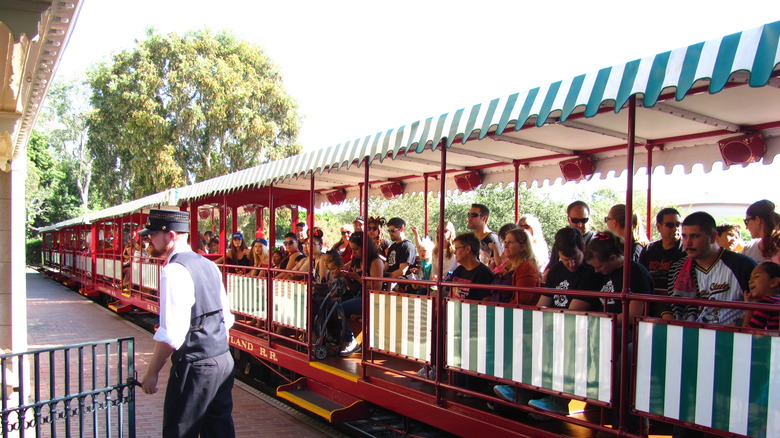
[569,217,589,224]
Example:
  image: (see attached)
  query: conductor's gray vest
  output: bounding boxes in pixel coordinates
[169,251,229,363]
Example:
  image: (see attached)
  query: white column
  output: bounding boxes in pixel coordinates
[0,147,27,353]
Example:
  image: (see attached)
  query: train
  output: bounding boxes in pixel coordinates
[39,21,780,438]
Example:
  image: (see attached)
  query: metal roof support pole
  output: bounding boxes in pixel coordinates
[187,203,198,252]
[268,184,276,345]
[231,205,238,238]
[307,171,316,360]
[513,161,520,223]
[646,145,654,239]
[435,141,447,403]
[361,158,370,379]
[220,194,227,256]
[423,175,430,236]
[619,95,637,434]
[259,207,265,238]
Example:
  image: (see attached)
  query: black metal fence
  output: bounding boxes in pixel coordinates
[1,338,136,437]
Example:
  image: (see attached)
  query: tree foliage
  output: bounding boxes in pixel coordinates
[87,28,302,204]
[42,78,94,212]
[25,130,82,238]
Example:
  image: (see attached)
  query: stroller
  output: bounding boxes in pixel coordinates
[311,278,350,360]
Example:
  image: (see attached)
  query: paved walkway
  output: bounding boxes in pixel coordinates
[26,269,336,438]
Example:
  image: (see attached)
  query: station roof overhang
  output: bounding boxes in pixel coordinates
[0,0,82,172]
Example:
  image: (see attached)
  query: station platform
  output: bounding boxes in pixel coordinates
[26,269,342,438]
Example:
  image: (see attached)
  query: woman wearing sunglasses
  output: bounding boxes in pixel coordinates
[742,199,780,263]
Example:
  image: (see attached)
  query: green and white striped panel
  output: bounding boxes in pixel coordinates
[635,322,779,438]
[226,274,267,319]
[446,302,613,403]
[141,263,159,290]
[272,280,307,330]
[132,262,141,285]
[96,257,105,276]
[369,292,432,362]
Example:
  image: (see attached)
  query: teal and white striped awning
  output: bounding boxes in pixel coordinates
[177,20,780,203]
[43,20,780,229]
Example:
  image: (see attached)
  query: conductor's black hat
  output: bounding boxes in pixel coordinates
[138,209,190,236]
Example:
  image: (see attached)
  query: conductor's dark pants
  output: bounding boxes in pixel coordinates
[163,350,235,438]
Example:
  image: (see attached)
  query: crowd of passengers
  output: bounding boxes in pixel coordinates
[114,199,780,434]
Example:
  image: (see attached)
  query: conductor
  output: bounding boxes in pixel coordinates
[139,209,235,438]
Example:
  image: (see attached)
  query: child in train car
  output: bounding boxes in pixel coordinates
[409,226,434,280]
[743,261,780,330]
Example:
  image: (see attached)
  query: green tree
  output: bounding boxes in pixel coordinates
[40,78,94,213]
[25,130,81,238]
[87,28,302,204]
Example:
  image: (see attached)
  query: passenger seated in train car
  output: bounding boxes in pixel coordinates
[449,233,494,301]
[408,225,433,280]
[295,235,325,280]
[488,223,517,268]
[639,208,686,317]
[207,237,220,255]
[294,221,307,252]
[432,221,458,281]
[466,204,503,269]
[384,217,417,288]
[716,222,743,252]
[270,246,286,274]
[487,228,540,305]
[366,216,390,259]
[121,238,140,290]
[742,199,780,263]
[248,238,269,278]
[604,204,648,262]
[330,224,354,263]
[664,211,757,325]
[743,261,780,330]
[546,201,595,274]
[276,233,308,280]
[518,214,549,275]
[353,216,364,233]
[213,232,251,274]
[202,230,214,252]
[585,231,652,325]
[339,232,385,357]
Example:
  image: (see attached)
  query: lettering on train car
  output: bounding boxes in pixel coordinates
[145,303,159,313]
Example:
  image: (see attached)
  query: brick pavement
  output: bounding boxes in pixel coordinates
[26,269,335,438]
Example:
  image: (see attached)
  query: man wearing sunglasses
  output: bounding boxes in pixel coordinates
[638,208,686,290]
[466,203,502,267]
[546,201,594,273]
[385,217,417,286]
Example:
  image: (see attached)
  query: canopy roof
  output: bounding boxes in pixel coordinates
[43,20,780,230]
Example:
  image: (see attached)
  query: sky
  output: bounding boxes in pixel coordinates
[53,0,780,204]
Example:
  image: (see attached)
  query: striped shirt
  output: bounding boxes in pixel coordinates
[748,295,780,330]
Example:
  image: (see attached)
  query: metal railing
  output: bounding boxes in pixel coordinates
[1,338,136,438]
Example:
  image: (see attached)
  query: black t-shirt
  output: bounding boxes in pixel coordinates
[544,261,602,309]
[479,232,502,265]
[451,263,495,301]
[280,252,305,270]
[386,239,416,274]
[593,261,654,314]
[638,239,686,290]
